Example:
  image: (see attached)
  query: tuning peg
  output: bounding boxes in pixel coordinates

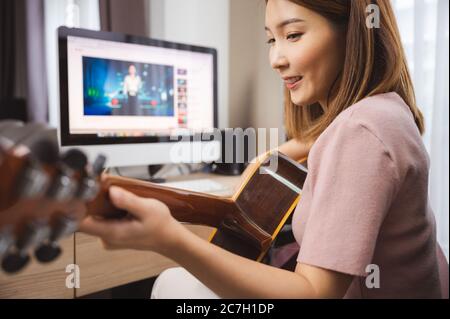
[34,243,62,263]
[44,149,87,201]
[73,154,106,201]
[76,176,99,201]
[47,149,87,200]
[19,220,51,248]
[61,149,87,172]
[12,137,58,199]
[2,220,50,273]
[50,215,79,241]
[0,227,15,261]
[46,149,86,202]
[29,138,59,166]
[1,220,51,273]
[1,252,31,273]
[34,215,78,263]
[16,165,50,198]
[46,172,77,201]
[92,154,107,176]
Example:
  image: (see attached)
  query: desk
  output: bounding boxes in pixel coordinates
[0,172,241,298]
[0,236,74,299]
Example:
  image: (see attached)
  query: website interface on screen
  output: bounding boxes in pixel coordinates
[67,36,215,138]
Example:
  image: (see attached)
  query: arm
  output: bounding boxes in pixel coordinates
[162,220,352,299]
[80,186,353,299]
[277,138,312,162]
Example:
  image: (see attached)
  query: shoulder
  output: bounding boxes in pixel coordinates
[342,92,417,139]
[310,92,428,179]
[319,92,421,147]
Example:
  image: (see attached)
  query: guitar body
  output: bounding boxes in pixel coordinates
[210,153,306,261]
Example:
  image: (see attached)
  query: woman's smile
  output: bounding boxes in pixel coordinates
[283,76,303,90]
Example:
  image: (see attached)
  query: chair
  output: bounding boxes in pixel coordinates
[437,244,449,299]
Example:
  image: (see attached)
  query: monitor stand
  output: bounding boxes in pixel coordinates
[147,165,166,183]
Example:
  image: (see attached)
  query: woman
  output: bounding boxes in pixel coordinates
[123,64,142,114]
[80,0,447,298]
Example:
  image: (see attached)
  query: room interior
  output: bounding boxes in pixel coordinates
[0,0,448,299]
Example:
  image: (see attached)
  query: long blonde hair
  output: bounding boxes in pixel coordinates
[280,0,424,143]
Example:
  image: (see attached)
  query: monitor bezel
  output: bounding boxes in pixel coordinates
[58,26,218,146]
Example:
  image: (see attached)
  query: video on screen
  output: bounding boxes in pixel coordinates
[82,56,175,117]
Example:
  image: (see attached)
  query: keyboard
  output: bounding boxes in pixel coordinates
[161,178,231,194]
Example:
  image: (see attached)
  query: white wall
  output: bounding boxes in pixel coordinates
[150,0,230,129]
[44,0,100,128]
[229,0,285,145]
[150,0,284,139]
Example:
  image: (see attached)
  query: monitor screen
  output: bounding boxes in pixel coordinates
[58,27,217,146]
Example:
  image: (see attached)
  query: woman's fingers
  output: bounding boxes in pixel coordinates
[79,216,115,238]
[79,215,139,241]
[78,186,174,252]
[108,186,156,220]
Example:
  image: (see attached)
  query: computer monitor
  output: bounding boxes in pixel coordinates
[57,26,220,168]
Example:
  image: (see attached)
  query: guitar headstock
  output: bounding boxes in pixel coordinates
[0,121,106,273]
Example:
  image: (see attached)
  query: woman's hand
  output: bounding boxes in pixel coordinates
[79,186,181,254]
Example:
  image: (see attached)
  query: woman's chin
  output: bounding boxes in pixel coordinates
[290,92,319,107]
[291,96,312,106]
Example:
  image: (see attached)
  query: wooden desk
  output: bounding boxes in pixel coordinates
[75,225,215,297]
[0,172,241,298]
[0,236,75,299]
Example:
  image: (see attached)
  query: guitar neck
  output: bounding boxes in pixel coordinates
[87,174,236,229]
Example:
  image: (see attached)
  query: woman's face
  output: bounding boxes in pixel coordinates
[265,0,346,107]
[129,65,136,75]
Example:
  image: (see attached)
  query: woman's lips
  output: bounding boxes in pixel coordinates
[284,76,303,90]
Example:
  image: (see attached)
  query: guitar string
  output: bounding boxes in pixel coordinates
[259,166,302,194]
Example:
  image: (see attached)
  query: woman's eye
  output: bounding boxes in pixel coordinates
[266,38,275,45]
[287,33,303,41]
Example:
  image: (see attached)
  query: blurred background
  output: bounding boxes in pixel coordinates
[0,0,448,259]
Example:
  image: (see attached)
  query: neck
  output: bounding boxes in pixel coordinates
[318,100,328,112]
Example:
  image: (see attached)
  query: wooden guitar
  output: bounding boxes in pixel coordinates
[0,122,307,273]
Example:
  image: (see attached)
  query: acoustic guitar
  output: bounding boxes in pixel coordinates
[0,121,307,273]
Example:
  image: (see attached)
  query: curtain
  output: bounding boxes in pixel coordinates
[0,0,45,122]
[26,0,49,123]
[393,0,449,260]
[0,0,16,100]
[99,0,148,36]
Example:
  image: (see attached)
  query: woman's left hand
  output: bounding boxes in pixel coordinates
[79,186,180,253]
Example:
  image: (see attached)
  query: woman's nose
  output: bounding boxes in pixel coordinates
[270,49,289,70]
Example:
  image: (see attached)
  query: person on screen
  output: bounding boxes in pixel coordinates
[80,0,447,299]
[123,64,142,114]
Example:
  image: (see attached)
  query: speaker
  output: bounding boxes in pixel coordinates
[210,128,254,176]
